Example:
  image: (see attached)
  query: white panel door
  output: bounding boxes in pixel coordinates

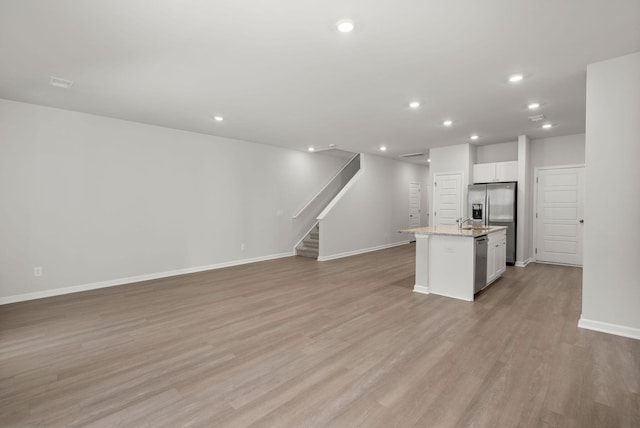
[409,183,421,227]
[433,173,461,225]
[535,167,585,265]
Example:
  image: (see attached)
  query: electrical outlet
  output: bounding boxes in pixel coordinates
[240,243,246,251]
[34,266,43,277]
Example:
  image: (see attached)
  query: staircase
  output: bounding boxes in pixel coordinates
[292,153,361,261]
[295,224,319,259]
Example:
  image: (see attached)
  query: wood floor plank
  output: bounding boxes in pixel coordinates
[1,244,639,427]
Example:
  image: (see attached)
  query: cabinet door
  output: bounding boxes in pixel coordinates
[486,243,496,284]
[496,161,518,182]
[500,240,507,274]
[495,239,507,276]
[473,163,496,184]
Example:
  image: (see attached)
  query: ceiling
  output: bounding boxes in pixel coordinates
[1,1,639,163]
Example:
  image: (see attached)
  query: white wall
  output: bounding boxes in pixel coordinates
[468,134,585,170]
[528,133,586,264]
[530,134,585,167]
[318,154,427,260]
[428,143,473,223]
[517,135,532,265]
[0,99,346,302]
[581,51,640,338]
[476,141,518,163]
[468,136,586,265]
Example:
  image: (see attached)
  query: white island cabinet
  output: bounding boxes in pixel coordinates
[487,228,507,285]
[400,225,508,301]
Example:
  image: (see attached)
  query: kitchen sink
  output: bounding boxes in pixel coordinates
[461,226,491,230]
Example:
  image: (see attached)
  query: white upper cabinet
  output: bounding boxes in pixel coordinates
[473,163,497,183]
[473,161,518,183]
[495,161,518,182]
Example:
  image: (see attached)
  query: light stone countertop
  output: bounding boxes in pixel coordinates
[400,224,507,238]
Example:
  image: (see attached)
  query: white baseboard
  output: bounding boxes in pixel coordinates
[317,240,410,262]
[413,285,430,295]
[0,252,294,305]
[534,260,583,268]
[515,258,533,268]
[578,317,640,340]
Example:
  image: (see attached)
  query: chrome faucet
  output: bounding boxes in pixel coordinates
[457,217,471,229]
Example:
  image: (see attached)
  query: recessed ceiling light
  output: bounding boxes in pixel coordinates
[380,145,387,151]
[528,102,540,110]
[509,74,524,83]
[409,101,421,109]
[214,116,224,122]
[443,120,453,126]
[542,123,552,129]
[336,19,354,33]
[308,147,316,152]
[470,135,479,140]
[50,76,73,89]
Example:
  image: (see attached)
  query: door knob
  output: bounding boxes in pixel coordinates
[579,219,584,223]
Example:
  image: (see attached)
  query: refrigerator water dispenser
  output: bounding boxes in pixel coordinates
[472,203,483,220]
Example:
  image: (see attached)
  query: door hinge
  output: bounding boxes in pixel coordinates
[535,248,538,254]
[434,182,437,187]
[536,177,538,183]
[536,212,538,218]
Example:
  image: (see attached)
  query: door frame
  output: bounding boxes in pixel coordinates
[532,164,585,266]
[432,171,463,226]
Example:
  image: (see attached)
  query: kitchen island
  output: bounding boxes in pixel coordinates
[400,225,508,301]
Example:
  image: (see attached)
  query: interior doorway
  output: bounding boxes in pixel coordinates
[534,165,585,265]
[409,182,421,228]
[433,172,462,226]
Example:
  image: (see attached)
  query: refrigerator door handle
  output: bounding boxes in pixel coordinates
[486,195,490,226]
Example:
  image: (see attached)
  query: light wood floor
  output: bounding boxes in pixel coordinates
[1,244,639,427]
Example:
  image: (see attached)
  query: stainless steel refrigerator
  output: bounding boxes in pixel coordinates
[468,182,517,265]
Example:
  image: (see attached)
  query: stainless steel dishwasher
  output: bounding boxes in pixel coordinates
[474,236,488,294]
